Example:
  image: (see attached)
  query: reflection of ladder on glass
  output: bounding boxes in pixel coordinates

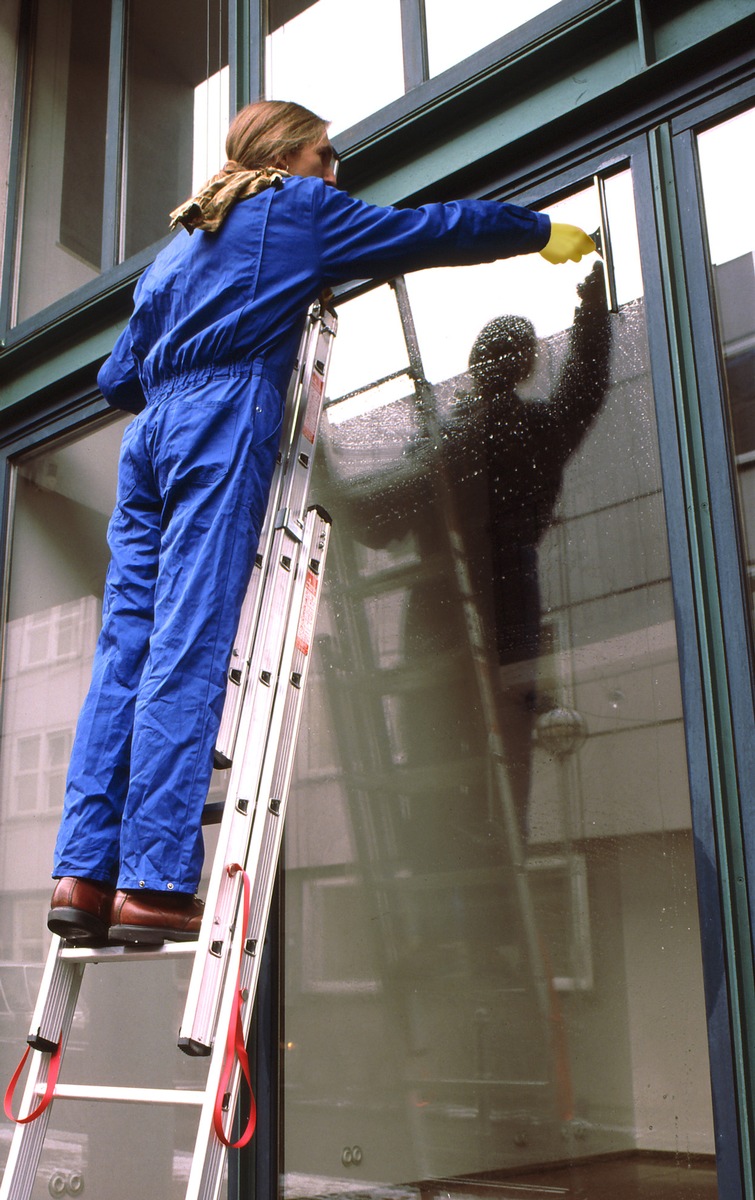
[317,276,561,1173]
[1,302,337,1200]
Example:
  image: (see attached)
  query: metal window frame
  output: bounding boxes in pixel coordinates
[668,83,755,1200]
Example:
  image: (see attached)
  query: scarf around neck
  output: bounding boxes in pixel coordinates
[169,162,290,234]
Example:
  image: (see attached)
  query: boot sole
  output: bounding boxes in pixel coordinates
[48,906,108,946]
[109,924,200,946]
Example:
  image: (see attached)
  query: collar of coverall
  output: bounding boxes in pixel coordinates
[169,161,291,235]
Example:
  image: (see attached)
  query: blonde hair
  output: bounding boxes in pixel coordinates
[226,100,328,170]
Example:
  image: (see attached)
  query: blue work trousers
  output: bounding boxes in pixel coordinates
[53,365,283,892]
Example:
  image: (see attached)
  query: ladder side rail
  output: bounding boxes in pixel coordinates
[183,309,336,1047]
[179,515,309,1052]
[180,506,328,1051]
[235,508,331,1005]
[275,311,336,542]
[214,305,336,766]
[214,317,312,765]
[184,508,331,1200]
[184,908,248,1200]
[0,943,84,1200]
[25,936,83,1054]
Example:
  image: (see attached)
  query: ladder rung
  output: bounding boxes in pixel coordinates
[39,1084,205,1106]
[59,942,197,964]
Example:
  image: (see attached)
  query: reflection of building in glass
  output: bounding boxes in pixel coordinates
[0,598,99,960]
[285,276,709,1179]
[715,254,755,603]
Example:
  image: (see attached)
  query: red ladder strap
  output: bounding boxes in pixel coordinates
[4,1036,62,1125]
[213,863,257,1149]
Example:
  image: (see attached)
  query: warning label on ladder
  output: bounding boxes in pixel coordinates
[303,372,324,443]
[295,569,319,656]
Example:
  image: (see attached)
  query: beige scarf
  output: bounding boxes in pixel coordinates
[169,162,290,234]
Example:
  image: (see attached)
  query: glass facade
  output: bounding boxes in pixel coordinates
[1,1,753,1198]
[12,0,228,325]
[122,0,229,261]
[697,106,755,626]
[282,173,717,1195]
[0,421,228,1196]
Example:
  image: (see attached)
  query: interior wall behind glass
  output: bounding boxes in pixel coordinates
[0,0,21,286]
[13,0,109,325]
[123,0,228,260]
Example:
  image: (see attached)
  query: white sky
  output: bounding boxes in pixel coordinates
[697,108,755,266]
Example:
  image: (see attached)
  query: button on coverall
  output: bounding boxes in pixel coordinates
[53,175,550,894]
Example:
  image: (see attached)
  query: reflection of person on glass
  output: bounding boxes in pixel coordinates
[465,260,611,836]
[46,99,596,947]
[342,262,610,858]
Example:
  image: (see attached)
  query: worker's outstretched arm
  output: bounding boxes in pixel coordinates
[539,222,595,264]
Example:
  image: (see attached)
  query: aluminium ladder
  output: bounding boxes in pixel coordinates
[1,300,337,1200]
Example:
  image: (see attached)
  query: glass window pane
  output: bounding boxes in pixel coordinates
[0,0,21,269]
[122,0,229,260]
[266,0,405,136]
[697,107,755,626]
[285,172,718,1197]
[425,0,561,77]
[13,0,110,325]
[0,418,221,1195]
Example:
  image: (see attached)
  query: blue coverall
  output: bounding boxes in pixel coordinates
[53,175,550,894]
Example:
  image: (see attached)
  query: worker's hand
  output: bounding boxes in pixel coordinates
[576,260,607,310]
[540,223,596,265]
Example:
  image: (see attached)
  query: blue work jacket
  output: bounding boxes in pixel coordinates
[98,176,550,412]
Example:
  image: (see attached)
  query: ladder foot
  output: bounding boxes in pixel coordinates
[177,1035,212,1058]
[27,1032,60,1053]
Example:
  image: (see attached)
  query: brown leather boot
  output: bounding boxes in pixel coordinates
[109,889,204,945]
[48,877,115,945]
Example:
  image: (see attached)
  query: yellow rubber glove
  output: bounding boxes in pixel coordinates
[539,222,596,264]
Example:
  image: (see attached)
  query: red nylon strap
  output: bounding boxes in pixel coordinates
[4,1036,62,1125]
[213,863,257,1149]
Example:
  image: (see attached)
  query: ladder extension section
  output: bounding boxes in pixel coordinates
[214,303,337,768]
[0,302,336,1200]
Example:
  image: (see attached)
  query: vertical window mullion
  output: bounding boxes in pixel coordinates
[400,0,429,93]
[633,0,656,68]
[1,0,35,336]
[101,0,127,271]
[230,0,263,111]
